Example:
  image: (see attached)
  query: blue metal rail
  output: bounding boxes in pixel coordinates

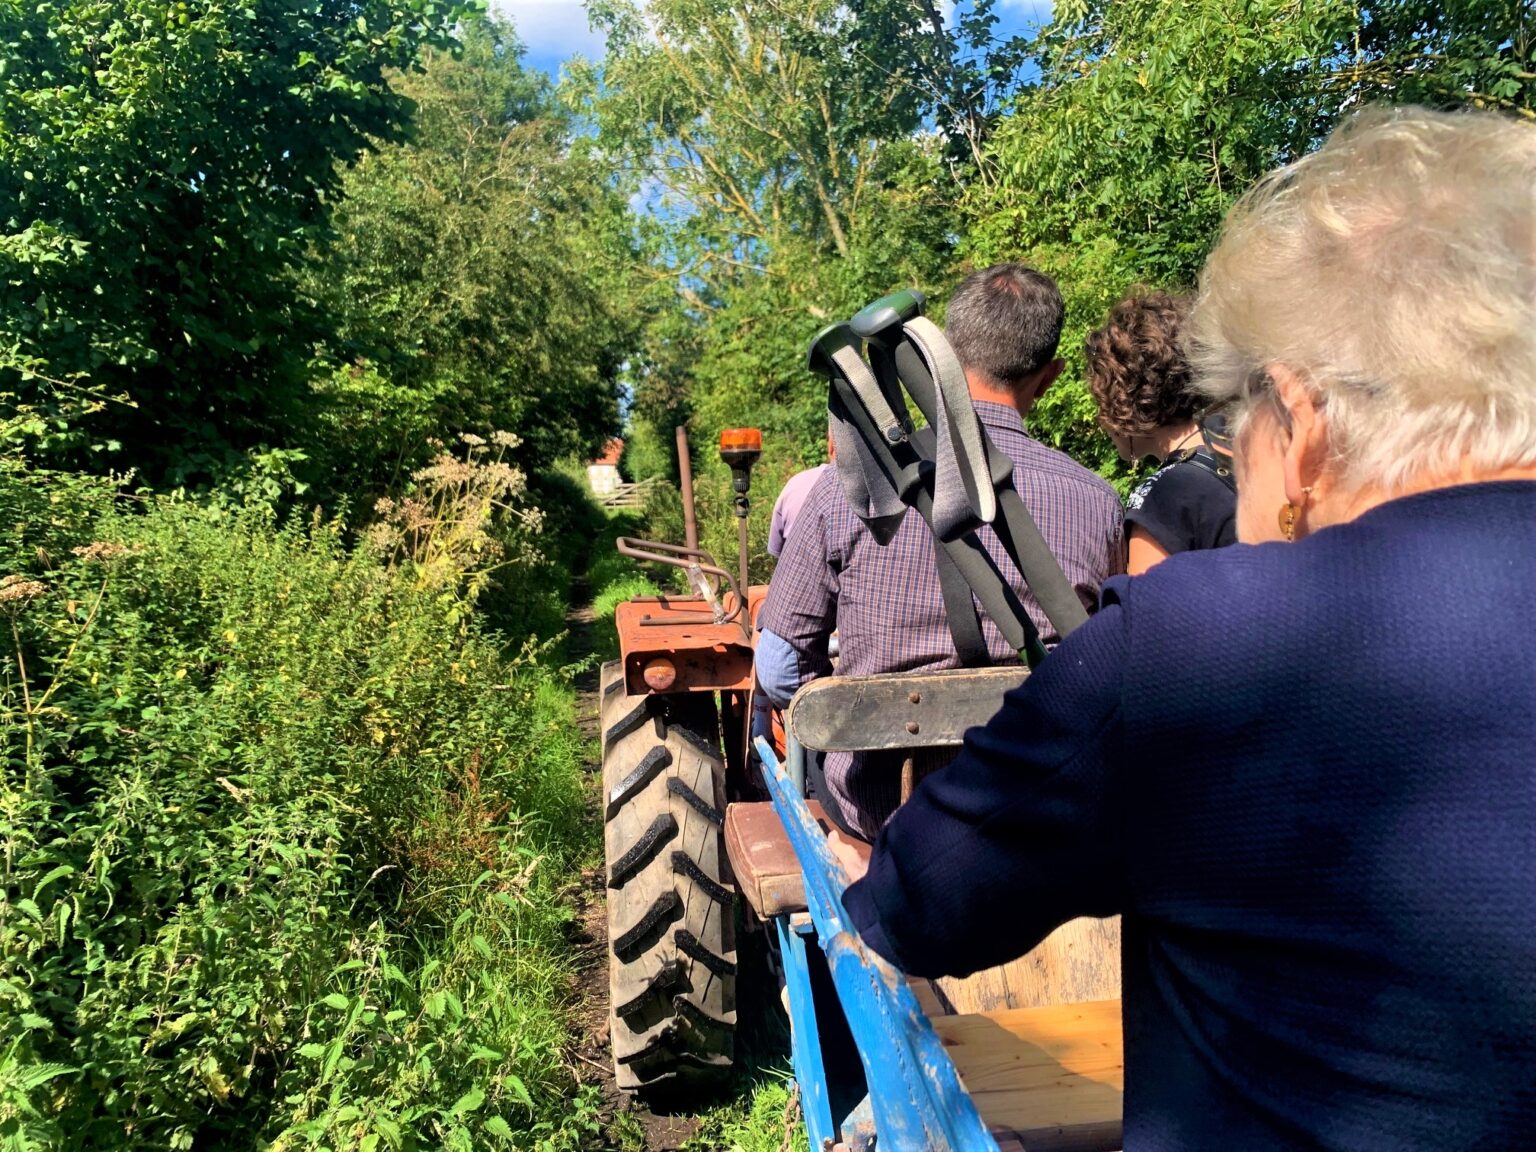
[754,736,1002,1152]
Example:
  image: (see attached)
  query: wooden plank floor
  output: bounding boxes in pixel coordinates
[931,998,1124,1152]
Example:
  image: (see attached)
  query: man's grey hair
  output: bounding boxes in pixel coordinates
[1189,105,1536,493]
[945,264,1065,384]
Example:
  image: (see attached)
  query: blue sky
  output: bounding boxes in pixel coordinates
[493,0,1054,79]
[493,0,606,75]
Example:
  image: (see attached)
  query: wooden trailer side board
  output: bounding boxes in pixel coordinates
[937,916,1123,1015]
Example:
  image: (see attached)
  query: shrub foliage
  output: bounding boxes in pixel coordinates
[0,460,598,1150]
[0,0,474,480]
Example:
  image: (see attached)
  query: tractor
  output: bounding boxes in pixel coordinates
[597,423,768,1103]
[599,292,1124,1150]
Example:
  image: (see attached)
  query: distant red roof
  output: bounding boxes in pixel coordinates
[592,438,624,467]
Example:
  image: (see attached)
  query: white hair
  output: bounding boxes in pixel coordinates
[1188,105,1536,493]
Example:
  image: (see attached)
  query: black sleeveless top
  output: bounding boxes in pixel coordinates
[1124,447,1237,554]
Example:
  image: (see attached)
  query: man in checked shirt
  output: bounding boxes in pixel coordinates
[756,264,1125,841]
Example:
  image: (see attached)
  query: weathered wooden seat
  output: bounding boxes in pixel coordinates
[724,800,871,918]
[734,668,1028,922]
[935,999,1124,1152]
[786,666,1030,753]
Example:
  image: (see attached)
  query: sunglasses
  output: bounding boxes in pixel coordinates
[1198,405,1235,455]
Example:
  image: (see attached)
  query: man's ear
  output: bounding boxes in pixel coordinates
[1038,358,1066,393]
[1268,363,1328,505]
[1018,359,1066,411]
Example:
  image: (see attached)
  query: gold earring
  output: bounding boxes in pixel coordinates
[1278,486,1314,542]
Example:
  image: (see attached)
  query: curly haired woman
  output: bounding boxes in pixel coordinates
[1086,291,1236,573]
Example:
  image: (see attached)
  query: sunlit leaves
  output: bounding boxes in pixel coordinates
[0,0,474,480]
[586,0,964,488]
[304,16,632,495]
[968,0,1535,474]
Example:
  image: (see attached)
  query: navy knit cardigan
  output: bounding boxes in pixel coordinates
[844,481,1536,1151]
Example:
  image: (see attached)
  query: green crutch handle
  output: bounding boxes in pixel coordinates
[850,288,927,342]
[805,322,861,379]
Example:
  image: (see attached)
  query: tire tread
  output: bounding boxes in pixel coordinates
[599,661,735,1103]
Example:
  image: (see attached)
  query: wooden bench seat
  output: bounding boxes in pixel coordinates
[933,998,1124,1152]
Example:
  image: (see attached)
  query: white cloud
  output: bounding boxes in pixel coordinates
[996,0,1053,19]
[492,0,606,65]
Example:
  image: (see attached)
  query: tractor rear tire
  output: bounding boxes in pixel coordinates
[600,661,736,1105]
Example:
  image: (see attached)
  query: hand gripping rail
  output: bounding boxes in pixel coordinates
[754,735,1004,1152]
[807,290,1089,667]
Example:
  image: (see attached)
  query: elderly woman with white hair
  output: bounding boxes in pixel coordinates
[842,106,1536,1149]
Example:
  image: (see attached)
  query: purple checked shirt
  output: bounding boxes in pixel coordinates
[758,401,1124,838]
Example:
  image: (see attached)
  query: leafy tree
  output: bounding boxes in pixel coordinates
[306,17,635,492]
[970,0,1536,471]
[1353,1,1536,115]
[588,0,930,262]
[580,0,967,482]
[0,0,472,482]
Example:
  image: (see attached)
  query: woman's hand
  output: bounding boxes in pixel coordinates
[828,828,871,883]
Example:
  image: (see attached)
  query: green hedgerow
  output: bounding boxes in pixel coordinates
[0,458,597,1151]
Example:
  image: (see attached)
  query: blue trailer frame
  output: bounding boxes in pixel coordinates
[753,735,1004,1152]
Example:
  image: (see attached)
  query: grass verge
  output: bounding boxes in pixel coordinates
[685,1075,803,1152]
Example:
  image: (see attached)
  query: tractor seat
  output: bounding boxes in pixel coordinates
[724,801,871,918]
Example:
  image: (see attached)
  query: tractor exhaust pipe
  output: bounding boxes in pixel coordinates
[676,424,700,554]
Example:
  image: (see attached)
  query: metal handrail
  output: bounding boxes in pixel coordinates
[755,736,1002,1152]
[615,537,746,625]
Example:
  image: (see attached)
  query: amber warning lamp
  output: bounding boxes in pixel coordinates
[719,427,763,596]
[719,426,762,500]
[719,428,762,476]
